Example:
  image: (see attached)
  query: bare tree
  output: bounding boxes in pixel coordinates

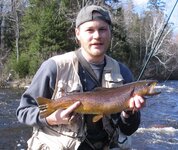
[11,0,20,62]
[1,10,5,52]
[122,0,177,79]
[142,11,177,78]
[0,0,27,78]
[0,0,8,77]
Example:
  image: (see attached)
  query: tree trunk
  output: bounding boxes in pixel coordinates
[1,15,5,52]
[15,10,19,62]
[12,0,20,62]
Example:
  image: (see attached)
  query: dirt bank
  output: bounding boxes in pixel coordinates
[0,78,31,89]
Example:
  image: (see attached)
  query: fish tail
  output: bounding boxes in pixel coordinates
[37,97,56,118]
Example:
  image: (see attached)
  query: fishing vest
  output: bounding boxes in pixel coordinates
[27,51,131,150]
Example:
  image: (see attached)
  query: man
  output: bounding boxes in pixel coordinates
[17,5,144,150]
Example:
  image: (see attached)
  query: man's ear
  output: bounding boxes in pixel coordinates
[75,28,80,41]
[75,28,80,45]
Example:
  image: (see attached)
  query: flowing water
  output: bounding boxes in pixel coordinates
[132,80,178,150]
[0,88,32,150]
[0,80,177,150]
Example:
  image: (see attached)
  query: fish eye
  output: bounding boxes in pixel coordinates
[146,83,151,86]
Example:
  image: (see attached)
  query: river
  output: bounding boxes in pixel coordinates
[0,80,178,150]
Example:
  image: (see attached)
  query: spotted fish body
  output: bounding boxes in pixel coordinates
[37,80,160,119]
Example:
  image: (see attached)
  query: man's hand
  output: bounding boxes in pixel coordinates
[129,95,145,110]
[45,101,81,125]
[122,95,145,118]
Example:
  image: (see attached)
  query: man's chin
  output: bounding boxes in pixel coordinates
[91,47,105,53]
[91,49,105,56]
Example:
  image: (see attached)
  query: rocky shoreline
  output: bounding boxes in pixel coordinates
[0,78,31,89]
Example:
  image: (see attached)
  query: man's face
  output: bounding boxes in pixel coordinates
[75,19,111,61]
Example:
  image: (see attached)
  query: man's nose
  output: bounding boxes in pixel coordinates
[93,30,100,39]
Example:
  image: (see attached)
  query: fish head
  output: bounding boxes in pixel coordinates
[133,80,161,96]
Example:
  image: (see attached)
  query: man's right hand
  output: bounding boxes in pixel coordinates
[45,101,81,125]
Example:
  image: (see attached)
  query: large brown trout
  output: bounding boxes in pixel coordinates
[37,80,160,121]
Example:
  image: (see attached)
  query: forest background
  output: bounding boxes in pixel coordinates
[0,0,178,87]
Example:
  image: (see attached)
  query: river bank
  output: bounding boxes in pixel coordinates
[0,78,31,89]
[1,65,178,89]
[0,76,177,89]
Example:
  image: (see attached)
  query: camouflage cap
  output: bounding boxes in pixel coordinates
[76,5,111,27]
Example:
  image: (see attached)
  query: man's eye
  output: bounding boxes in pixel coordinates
[99,28,107,32]
[86,29,93,32]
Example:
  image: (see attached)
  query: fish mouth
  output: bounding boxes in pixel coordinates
[148,81,161,95]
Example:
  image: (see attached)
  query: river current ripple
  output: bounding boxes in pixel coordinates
[0,80,177,149]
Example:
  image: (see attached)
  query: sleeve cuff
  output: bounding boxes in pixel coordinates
[120,110,139,125]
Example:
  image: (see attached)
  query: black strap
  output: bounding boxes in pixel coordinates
[75,49,102,87]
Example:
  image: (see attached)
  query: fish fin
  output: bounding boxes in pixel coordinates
[37,97,55,118]
[130,88,135,97]
[37,97,52,105]
[92,115,103,122]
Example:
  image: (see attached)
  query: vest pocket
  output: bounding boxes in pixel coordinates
[27,130,50,150]
[103,72,123,88]
[54,81,82,99]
